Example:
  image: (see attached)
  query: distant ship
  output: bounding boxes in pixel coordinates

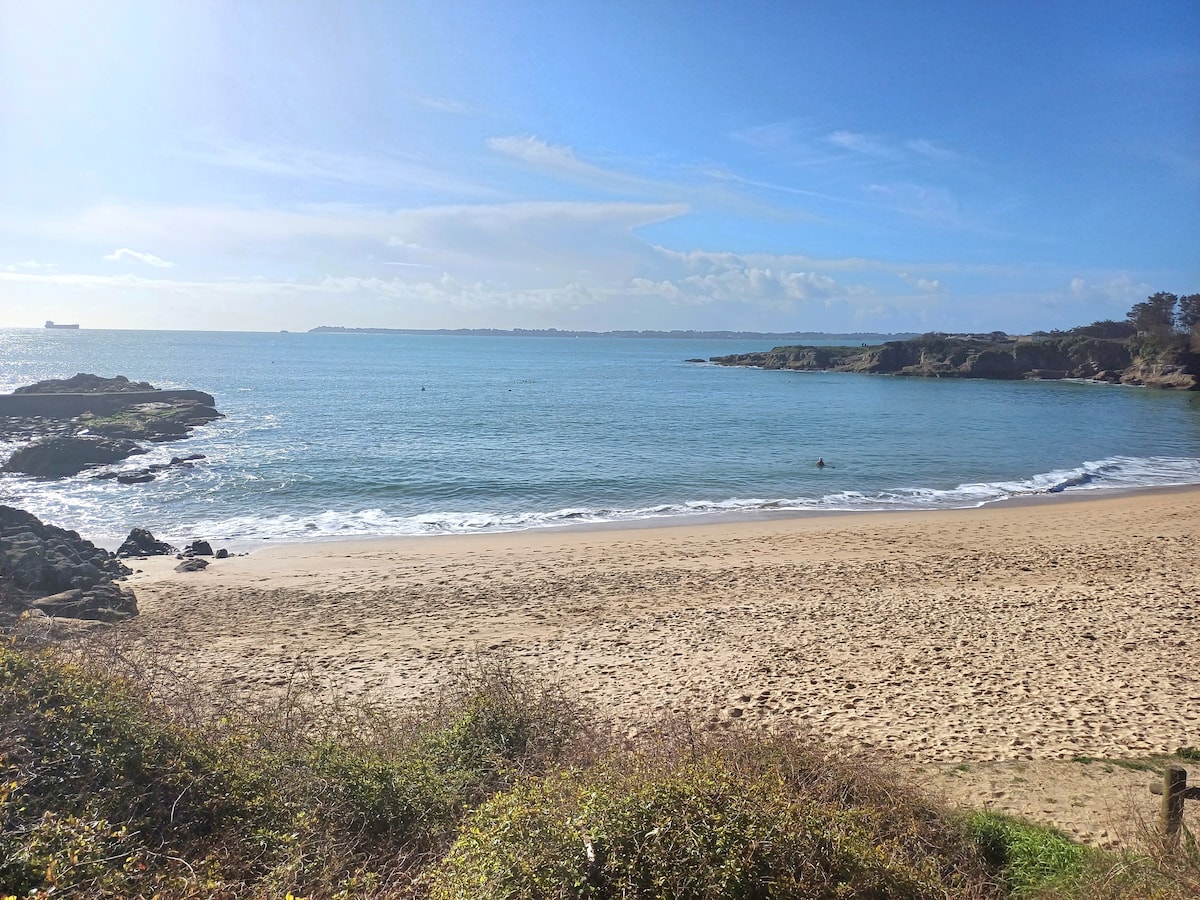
[44,320,80,330]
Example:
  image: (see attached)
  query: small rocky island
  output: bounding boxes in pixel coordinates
[0,373,223,479]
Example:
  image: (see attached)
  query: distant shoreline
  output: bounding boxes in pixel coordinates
[308,325,920,341]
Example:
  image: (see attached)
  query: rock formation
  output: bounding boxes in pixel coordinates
[116,527,175,558]
[708,335,1199,389]
[2,436,148,478]
[0,505,137,624]
[0,374,223,479]
[12,373,157,394]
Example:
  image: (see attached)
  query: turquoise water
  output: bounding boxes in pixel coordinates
[1,328,1198,547]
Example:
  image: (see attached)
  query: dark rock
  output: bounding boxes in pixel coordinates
[13,373,156,394]
[0,505,135,623]
[116,527,175,558]
[95,453,207,484]
[32,583,138,622]
[187,540,213,557]
[215,548,229,559]
[78,400,222,442]
[685,358,706,363]
[2,435,147,478]
[116,471,157,484]
[174,558,209,573]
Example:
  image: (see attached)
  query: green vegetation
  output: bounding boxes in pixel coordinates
[1067,290,1200,355]
[2,639,1199,898]
[966,813,1090,897]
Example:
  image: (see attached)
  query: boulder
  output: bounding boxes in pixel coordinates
[31,583,139,622]
[187,540,214,557]
[174,558,209,573]
[2,435,147,478]
[0,505,135,623]
[116,471,156,484]
[215,548,230,559]
[94,453,208,484]
[116,527,175,558]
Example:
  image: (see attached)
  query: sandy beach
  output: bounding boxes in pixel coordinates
[115,487,1200,846]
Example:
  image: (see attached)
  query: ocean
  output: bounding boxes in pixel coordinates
[2,327,1198,550]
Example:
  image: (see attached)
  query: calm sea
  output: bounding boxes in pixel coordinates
[2,328,1198,549]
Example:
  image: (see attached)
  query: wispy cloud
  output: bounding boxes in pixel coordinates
[410,93,476,115]
[2,259,56,272]
[905,138,960,162]
[735,121,965,174]
[103,247,174,268]
[866,182,963,227]
[827,130,902,160]
[176,141,494,196]
[486,135,662,196]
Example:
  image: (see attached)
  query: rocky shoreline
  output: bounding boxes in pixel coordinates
[707,333,1199,389]
[0,373,223,478]
[0,374,228,625]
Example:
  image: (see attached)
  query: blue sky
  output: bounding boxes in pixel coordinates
[1,1,1197,333]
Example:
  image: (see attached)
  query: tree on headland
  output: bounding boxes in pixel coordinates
[1178,293,1200,350]
[1126,291,1178,341]
[1122,291,1200,353]
[1074,319,1136,339]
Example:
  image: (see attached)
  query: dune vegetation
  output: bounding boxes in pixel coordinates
[1,634,1197,899]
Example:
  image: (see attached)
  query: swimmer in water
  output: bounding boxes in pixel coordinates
[816,457,825,468]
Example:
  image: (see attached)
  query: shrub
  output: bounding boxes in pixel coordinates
[0,643,589,898]
[427,735,997,899]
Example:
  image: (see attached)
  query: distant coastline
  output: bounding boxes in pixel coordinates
[309,325,920,341]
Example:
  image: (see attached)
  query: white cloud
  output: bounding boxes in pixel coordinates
[21,201,688,274]
[176,141,493,196]
[1066,274,1150,308]
[2,259,55,272]
[103,247,175,268]
[828,130,900,160]
[409,93,476,115]
[900,272,943,293]
[905,138,960,162]
[486,135,664,197]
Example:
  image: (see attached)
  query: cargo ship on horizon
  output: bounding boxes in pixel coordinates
[44,320,80,329]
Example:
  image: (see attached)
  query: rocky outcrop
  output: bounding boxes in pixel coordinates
[709,336,1199,389]
[1,436,147,478]
[0,374,222,480]
[116,527,175,558]
[0,391,220,422]
[0,505,136,624]
[94,453,206,485]
[1119,363,1198,389]
[13,373,157,394]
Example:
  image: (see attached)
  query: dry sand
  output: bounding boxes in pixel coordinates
[115,487,1200,847]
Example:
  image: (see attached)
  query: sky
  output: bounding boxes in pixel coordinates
[1,1,1197,334]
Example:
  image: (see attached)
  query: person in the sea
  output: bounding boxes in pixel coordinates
[816,457,825,468]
